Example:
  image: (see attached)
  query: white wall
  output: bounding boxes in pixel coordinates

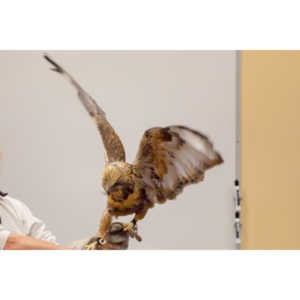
[0,51,236,249]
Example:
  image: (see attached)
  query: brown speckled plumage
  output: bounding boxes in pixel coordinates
[44,54,224,246]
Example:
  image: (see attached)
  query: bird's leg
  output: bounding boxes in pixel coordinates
[123,209,148,242]
[123,218,142,241]
[84,208,112,250]
[98,208,113,238]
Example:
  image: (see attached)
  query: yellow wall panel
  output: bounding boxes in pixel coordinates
[241,51,300,249]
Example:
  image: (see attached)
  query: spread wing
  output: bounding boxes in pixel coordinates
[133,126,223,203]
[44,54,126,163]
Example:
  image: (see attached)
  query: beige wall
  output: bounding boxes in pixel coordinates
[241,51,300,249]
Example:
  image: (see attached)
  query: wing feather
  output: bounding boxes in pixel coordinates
[44,54,126,163]
[134,126,223,203]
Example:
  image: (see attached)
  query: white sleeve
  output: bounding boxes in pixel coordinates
[0,228,10,250]
[11,198,58,245]
[27,216,58,244]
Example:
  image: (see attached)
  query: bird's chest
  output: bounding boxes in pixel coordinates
[107,185,146,217]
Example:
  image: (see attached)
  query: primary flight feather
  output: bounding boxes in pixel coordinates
[44,54,223,249]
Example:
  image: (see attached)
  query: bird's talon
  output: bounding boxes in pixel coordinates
[123,222,135,232]
[84,241,98,250]
[122,222,142,242]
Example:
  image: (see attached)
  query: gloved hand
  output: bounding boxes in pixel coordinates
[83,222,129,250]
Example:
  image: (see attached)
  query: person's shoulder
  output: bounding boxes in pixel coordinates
[0,195,32,216]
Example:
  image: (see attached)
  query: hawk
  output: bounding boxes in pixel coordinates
[44,54,223,249]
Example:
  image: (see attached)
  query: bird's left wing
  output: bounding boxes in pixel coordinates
[44,54,126,163]
[133,126,223,203]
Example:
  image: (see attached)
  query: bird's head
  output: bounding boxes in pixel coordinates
[102,162,136,209]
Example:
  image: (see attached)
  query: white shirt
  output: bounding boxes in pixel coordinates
[0,194,57,249]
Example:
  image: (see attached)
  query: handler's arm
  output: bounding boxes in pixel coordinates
[4,233,72,250]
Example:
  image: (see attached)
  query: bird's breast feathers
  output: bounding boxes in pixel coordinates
[102,162,148,217]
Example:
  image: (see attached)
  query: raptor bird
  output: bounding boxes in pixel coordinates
[44,54,224,250]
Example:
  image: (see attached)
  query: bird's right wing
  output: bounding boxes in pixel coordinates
[44,54,126,163]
